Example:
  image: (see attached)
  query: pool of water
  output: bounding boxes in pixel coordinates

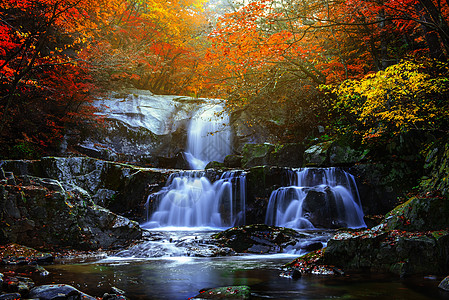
[36,255,449,299]
[7,229,449,299]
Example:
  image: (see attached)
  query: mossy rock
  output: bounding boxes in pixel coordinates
[384,196,449,231]
[192,286,250,299]
[241,144,275,168]
[241,143,303,168]
[205,161,225,169]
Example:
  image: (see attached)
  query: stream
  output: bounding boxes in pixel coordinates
[22,98,446,299]
[18,228,449,300]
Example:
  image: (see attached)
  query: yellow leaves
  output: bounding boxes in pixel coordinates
[330,58,449,141]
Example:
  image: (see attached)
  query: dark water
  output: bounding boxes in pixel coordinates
[7,229,449,299]
[32,255,449,300]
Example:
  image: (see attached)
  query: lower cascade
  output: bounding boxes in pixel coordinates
[265,168,366,229]
[144,170,246,229]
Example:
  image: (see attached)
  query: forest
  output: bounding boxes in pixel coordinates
[2,0,449,299]
[1,0,448,159]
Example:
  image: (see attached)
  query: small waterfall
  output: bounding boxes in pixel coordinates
[184,103,232,169]
[144,170,246,229]
[265,168,366,229]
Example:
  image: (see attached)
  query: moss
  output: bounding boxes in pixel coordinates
[384,196,449,231]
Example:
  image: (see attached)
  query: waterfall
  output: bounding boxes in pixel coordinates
[184,103,232,169]
[144,170,246,229]
[265,168,366,229]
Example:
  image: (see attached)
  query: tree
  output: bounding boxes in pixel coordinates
[83,0,210,95]
[326,58,449,144]
[0,0,123,157]
[204,0,449,142]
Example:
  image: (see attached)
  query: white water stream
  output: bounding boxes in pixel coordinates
[184,103,232,169]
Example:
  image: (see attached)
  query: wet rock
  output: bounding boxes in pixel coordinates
[439,276,449,291]
[280,268,302,280]
[110,287,126,295]
[321,228,449,276]
[102,286,129,300]
[191,285,250,299]
[0,293,21,300]
[214,224,300,254]
[29,284,96,300]
[15,265,49,276]
[0,175,142,250]
[103,293,128,300]
[0,157,173,222]
[0,244,54,265]
[2,276,34,296]
[69,90,204,166]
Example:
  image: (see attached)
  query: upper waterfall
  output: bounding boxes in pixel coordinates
[185,103,232,169]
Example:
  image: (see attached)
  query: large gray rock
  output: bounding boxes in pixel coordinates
[383,196,449,231]
[213,224,318,254]
[321,227,449,276]
[439,276,449,291]
[0,174,143,250]
[0,157,173,221]
[29,284,96,300]
[68,90,209,166]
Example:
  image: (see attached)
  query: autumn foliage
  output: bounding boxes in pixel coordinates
[0,0,208,158]
[1,0,449,158]
[205,0,449,142]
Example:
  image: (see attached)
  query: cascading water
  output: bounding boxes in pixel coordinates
[184,103,232,170]
[265,168,366,229]
[143,170,246,229]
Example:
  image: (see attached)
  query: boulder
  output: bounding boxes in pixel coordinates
[439,276,449,291]
[223,155,243,168]
[67,90,207,166]
[0,175,142,250]
[241,143,303,168]
[2,276,34,296]
[383,195,449,231]
[0,293,21,300]
[304,141,368,167]
[242,144,275,168]
[321,227,449,276]
[213,224,302,254]
[304,142,332,166]
[191,286,250,300]
[29,284,96,300]
[301,188,346,228]
[0,157,173,222]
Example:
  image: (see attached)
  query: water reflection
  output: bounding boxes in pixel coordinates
[38,256,449,300]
